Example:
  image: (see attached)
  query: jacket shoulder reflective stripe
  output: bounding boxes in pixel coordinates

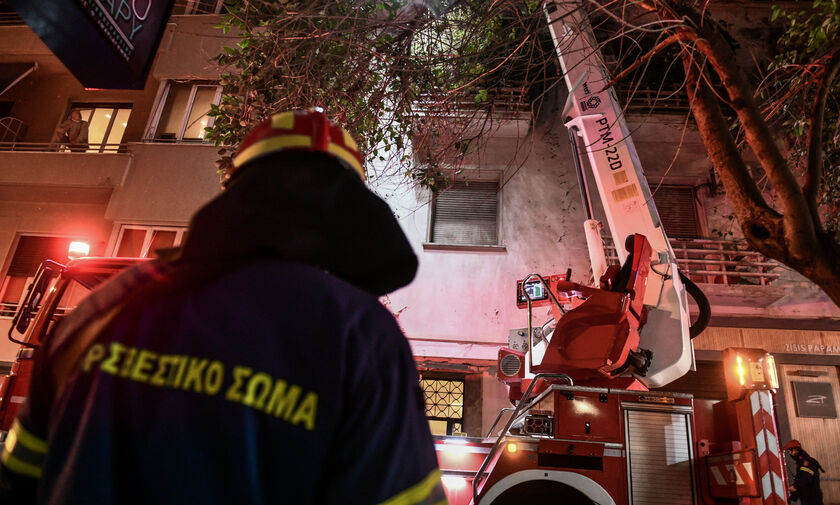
[6,419,46,454]
[2,420,47,478]
[377,469,448,505]
[800,466,815,475]
[1,451,43,479]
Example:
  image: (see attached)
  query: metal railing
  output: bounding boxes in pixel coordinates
[473,373,573,504]
[415,87,531,119]
[603,236,786,287]
[0,142,129,153]
[0,11,24,26]
[615,85,691,115]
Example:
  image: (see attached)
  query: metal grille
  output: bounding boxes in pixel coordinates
[500,354,522,376]
[430,181,499,246]
[421,379,464,420]
[626,409,694,505]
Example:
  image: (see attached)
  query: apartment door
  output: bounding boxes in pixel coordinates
[780,364,840,503]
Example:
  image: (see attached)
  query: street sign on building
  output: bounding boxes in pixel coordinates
[8,0,174,89]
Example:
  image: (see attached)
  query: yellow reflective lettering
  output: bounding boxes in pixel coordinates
[171,356,188,388]
[182,358,208,393]
[119,347,138,377]
[225,366,252,402]
[100,342,126,375]
[290,392,318,431]
[204,361,224,395]
[129,349,157,383]
[242,373,272,410]
[149,355,171,387]
[83,343,106,371]
[267,381,300,420]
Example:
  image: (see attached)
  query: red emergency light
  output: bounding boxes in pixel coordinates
[68,241,91,259]
[722,347,779,401]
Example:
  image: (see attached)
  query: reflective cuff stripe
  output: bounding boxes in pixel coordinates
[800,466,815,475]
[2,420,46,478]
[378,469,449,505]
[7,420,46,454]
[1,451,43,479]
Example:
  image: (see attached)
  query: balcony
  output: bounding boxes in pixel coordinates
[603,236,833,312]
[0,140,130,203]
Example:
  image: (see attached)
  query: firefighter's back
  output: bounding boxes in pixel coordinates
[30,259,436,504]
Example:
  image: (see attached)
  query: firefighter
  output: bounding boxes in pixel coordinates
[0,110,447,505]
[784,439,824,505]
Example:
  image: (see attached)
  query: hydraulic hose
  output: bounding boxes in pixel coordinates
[679,271,710,339]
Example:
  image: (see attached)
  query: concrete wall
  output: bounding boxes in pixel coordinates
[154,15,235,81]
[105,143,220,224]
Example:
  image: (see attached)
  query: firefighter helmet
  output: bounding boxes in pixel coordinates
[225,109,364,187]
[783,440,802,450]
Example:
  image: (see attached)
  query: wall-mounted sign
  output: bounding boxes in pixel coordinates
[791,381,838,418]
[8,0,174,89]
[784,343,840,355]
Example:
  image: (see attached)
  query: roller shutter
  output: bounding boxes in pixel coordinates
[430,180,499,246]
[626,409,695,504]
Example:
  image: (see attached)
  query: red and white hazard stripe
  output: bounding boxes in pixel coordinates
[750,390,787,504]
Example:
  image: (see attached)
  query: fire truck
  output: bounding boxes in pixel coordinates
[0,255,145,430]
[433,1,789,504]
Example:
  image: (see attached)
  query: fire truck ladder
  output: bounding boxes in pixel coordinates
[472,373,574,504]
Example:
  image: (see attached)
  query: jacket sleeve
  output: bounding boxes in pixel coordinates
[793,459,815,489]
[0,345,53,503]
[318,303,447,505]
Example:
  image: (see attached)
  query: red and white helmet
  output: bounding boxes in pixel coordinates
[782,440,802,450]
[225,109,364,187]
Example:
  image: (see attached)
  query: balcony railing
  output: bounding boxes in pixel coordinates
[0,11,24,26]
[615,85,691,115]
[415,87,531,120]
[603,236,787,287]
[0,142,129,153]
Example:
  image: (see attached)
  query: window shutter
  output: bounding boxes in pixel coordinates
[652,186,700,238]
[7,236,72,276]
[431,181,499,246]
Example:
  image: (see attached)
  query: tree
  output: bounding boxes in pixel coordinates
[210,0,840,307]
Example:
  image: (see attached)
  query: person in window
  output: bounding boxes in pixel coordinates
[50,110,89,152]
[0,109,447,505]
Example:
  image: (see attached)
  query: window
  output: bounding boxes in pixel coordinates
[421,378,465,436]
[73,103,132,152]
[429,180,500,246]
[0,236,73,317]
[149,82,221,142]
[173,0,228,14]
[651,186,702,238]
[112,225,187,258]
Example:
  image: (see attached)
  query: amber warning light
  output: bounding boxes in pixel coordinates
[68,241,91,259]
[722,347,779,401]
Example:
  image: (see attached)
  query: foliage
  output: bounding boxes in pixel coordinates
[767,0,840,235]
[208,0,557,188]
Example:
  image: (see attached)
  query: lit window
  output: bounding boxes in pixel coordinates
[0,236,72,317]
[70,103,132,153]
[421,378,465,436]
[149,82,221,142]
[113,225,187,258]
[429,180,500,246]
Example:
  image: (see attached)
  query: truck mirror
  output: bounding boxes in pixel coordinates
[11,262,61,336]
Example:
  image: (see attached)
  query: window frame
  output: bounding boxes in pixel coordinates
[145,81,222,143]
[425,177,503,249]
[68,102,133,153]
[109,224,188,258]
[420,376,466,436]
[650,184,708,239]
[181,0,226,14]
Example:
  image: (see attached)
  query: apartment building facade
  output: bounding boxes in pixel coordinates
[0,0,838,498]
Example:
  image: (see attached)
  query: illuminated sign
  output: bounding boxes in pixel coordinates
[8,0,175,89]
